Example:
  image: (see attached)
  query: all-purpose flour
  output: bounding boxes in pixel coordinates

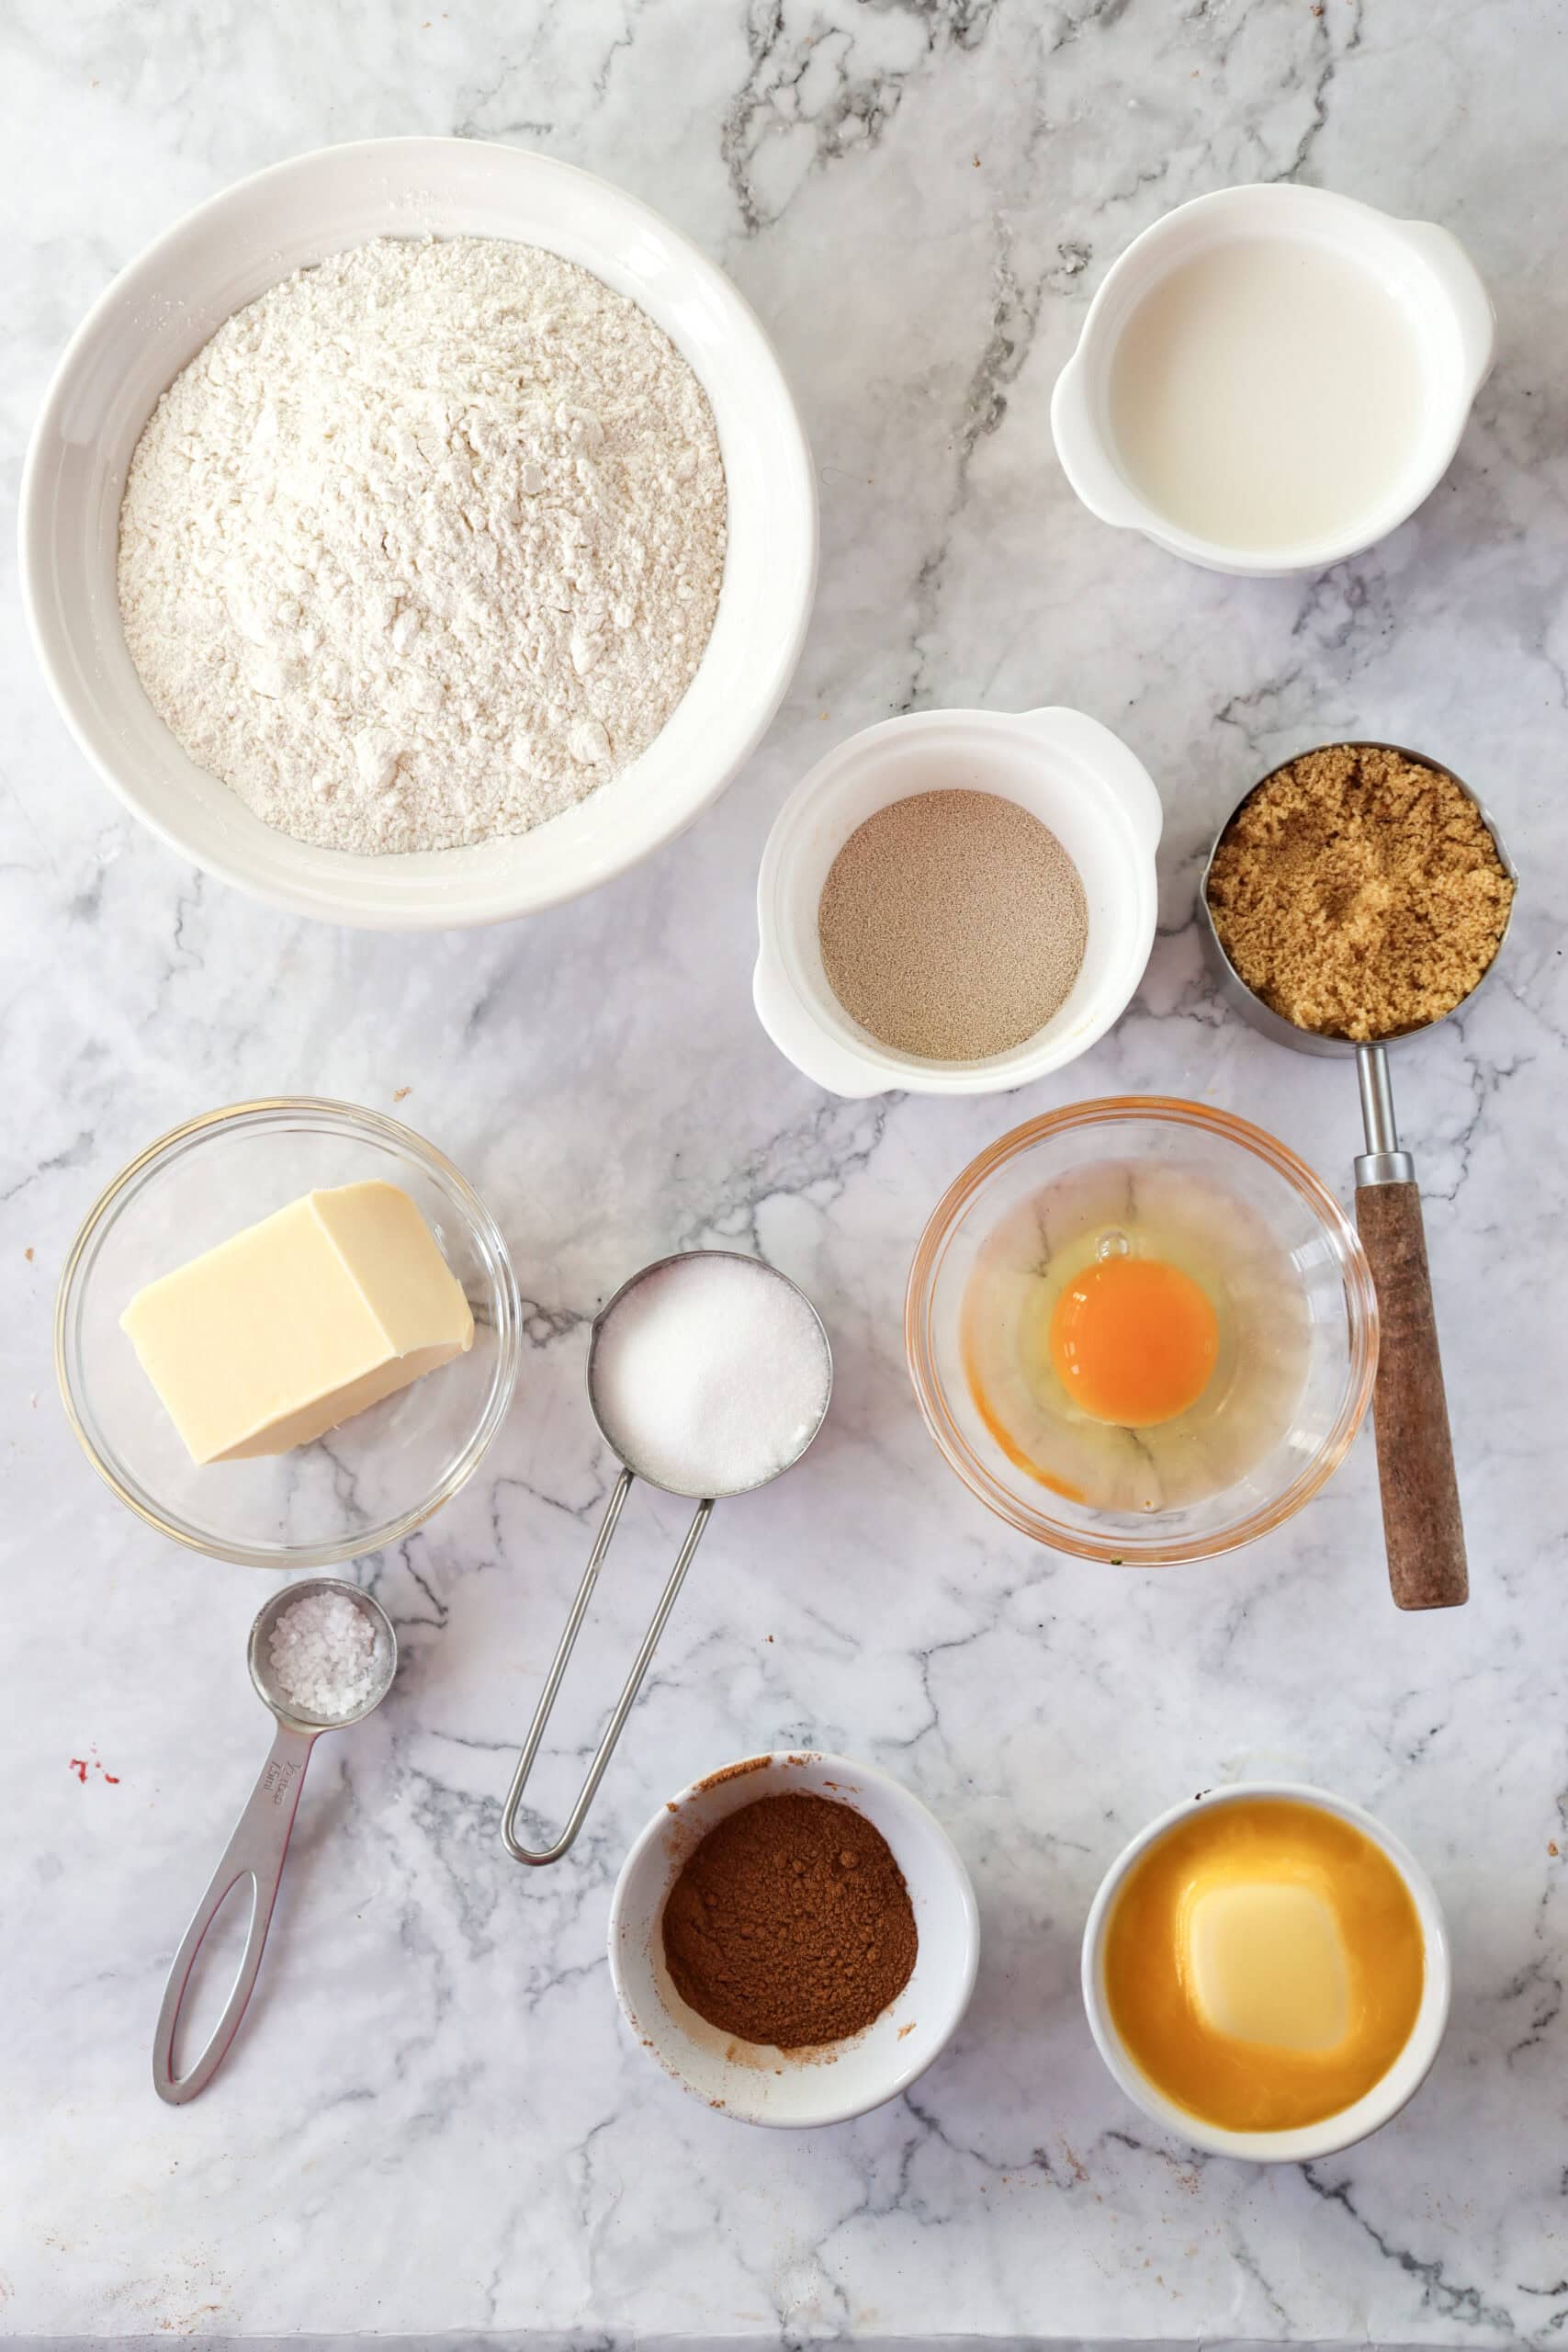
[118,237,727,854]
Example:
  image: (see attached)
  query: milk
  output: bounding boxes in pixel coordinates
[1107,238,1429,550]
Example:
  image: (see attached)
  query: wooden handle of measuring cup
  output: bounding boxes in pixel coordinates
[1354,1181,1469,1611]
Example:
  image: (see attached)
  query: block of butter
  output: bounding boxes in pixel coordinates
[1186,1877,1350,2052]
[121,1182,475,1464]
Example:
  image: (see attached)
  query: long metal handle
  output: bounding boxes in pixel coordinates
[1352,1044,1469,1612]
[1356,1042,1415,1184]
[153,1721,317,2104]
[501,1467,714,1866]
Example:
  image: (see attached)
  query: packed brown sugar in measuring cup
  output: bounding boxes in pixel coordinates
[1205,743,1514,1043]
[660,1792,917,2048]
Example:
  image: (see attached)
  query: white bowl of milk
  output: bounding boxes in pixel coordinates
[1051,184,1495,577]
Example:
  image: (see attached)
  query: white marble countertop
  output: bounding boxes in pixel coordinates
[5,0,1566,2342]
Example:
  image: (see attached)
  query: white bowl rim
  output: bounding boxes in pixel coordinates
[1051,182,1495,577]
[1079,1778,1453,2163]
[19,133,818,929]
[607,1747,982,2128]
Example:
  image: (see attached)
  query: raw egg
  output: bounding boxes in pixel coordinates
[1048,1254,1219,1427]
[959,1158,1310,1514]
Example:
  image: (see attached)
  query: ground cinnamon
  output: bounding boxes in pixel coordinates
[660,1792,918,2049]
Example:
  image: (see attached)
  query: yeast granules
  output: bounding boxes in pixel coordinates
[818,789,1087,1061]
[660,1792,917,2049]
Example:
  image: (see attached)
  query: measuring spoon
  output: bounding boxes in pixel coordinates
[501,1250,832,1867]
[152,1577,397,2103]
[1200,744,1517,1611]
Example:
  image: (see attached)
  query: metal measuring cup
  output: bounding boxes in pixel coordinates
[501,1250,833,1867]
[1199,743,1517,1611]
[152,1577,397,2103]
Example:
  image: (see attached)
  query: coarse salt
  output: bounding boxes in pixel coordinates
[591,1257,830,1498]
[268,1589,383,1723]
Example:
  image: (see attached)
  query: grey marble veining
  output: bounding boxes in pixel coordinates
[3,0,1566,2340]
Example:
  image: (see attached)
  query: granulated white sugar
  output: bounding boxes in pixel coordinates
[268,1589,383,1723]
[591,1257,829,1498]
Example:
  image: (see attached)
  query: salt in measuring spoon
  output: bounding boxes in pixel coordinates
[152,1577,397,2104]
[501,1250,832,1867]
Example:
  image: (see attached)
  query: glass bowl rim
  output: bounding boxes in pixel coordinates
[904,1095,1380,1566]
[54,1095,522,1568]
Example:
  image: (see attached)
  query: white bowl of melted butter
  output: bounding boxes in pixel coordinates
[1081,1782,1452,2163]
[1052,184,1495,576]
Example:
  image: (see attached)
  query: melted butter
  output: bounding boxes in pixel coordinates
[1184,1878,1349,2052]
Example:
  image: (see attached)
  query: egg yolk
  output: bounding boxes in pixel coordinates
[1048,1255,1219,1428]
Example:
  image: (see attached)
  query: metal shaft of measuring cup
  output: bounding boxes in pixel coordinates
[152,1720,318,2105]
[500,1467,715,1866]
[1355,1042,1415,1182]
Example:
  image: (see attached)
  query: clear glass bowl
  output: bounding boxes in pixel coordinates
[56,1099,521,1568]
[905,1099,1378,1566]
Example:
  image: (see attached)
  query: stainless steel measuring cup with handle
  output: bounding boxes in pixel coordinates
[501,1250,832,1867]
[153,1577,397,2103]
[1200,744,1517,1612]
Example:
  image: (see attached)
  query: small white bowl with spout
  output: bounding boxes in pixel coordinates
[1052,184,1495,577]
[753,706,1162,1098]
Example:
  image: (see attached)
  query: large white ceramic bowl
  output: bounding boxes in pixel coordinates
[20,136,818,929]
[609,1751,980,2127]
[1081,1781,1451,2163]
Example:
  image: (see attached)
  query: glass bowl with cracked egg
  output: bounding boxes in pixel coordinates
[906,1100,1379,1566]
[56,1098,520,1568]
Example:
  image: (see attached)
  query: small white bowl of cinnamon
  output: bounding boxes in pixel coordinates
[607,1750,979,2128]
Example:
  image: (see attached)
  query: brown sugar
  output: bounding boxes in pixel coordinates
[660,1792,917,2049]
[818,789,1088,1061]
[1205,743,1514,1044]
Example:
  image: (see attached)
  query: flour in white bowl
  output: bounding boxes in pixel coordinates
[117,237,727,854]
